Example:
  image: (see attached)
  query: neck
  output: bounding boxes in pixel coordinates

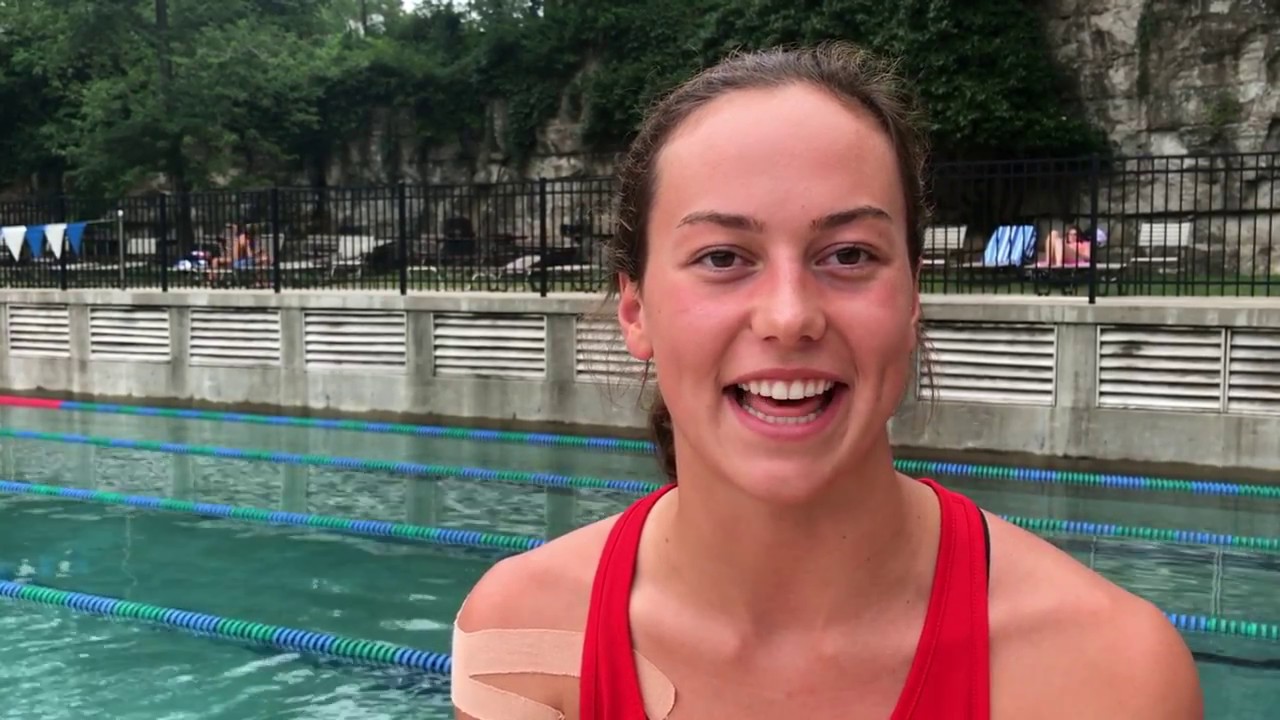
[647,436,936,640]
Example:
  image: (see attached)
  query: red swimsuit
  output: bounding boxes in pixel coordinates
[579,478,991,719]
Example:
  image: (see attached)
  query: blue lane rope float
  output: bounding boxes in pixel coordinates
[1002,515,1280,553]
[2,426,1277,500]
[0,480,545,553]
[0,395,657,454]
[1,578,1276,663]
[2,478,1275,556]
[0,579,453,674]
[4,396,1274,499]
[0,428,661,495]
[892,459,1280,498]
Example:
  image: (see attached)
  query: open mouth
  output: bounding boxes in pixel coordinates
[727,378,844,426]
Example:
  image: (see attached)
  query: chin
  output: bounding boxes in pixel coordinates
[726,466,845,506]
[711,439,866,508]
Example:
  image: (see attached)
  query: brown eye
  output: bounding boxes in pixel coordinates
[831,247,867,265]
[702,250,738,268]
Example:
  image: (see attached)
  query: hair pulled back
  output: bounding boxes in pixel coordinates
[607,41,933,483]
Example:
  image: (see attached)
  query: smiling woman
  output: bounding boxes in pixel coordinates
[450,42,1204,720]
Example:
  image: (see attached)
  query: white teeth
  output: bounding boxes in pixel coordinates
[732,377,839,426]
[735,378,835,400]
[742,404,822,425]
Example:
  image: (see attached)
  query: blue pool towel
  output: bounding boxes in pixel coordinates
[983,225,1037,267]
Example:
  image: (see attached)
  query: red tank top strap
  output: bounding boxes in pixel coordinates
[579,479,990,720]
[579,483,677,720]
[892,478,991,719]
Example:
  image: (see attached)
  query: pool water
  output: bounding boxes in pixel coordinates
[0,405,1277,718]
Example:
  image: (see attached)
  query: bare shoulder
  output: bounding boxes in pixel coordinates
[451,516,618,720]
[985,512,1204,720]
[455,512,617,633]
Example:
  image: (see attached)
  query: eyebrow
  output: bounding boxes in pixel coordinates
[811,205,893,232]
[676,210,764,232]
[675,205,892,233]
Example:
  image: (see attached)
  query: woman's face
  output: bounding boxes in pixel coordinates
[1067,227,1080,243]
[617,83,920,505]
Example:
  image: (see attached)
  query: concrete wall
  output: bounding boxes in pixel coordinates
[2,289,1278,475]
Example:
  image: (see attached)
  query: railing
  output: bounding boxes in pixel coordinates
[0,152,1276,301]
[925,152,1279,300]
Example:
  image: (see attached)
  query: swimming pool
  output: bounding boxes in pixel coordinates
[0,401,1276,718]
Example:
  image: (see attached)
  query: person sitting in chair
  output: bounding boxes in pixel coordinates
[1040,224,1091,267]
[208,224,266,277]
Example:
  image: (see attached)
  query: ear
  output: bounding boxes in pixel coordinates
[617,273,653,361]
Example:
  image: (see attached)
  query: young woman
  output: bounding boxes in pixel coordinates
[451,43,1202,720]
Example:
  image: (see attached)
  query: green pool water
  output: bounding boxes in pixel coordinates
[0,405,1276,718]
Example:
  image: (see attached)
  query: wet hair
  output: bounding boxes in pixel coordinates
[606,42,933,483]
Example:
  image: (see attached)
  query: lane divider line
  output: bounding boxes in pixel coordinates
[0,479,544,553]
[0,577,1275,683]
[0,579,453,674]
[2,426,1275,500]
[2,479,1276,560]
[0,395,655,453]
[3,396,1273,498]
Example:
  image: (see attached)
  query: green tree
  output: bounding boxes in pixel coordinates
[8,0,337,198]
[0,0,1109,206]
[693,0,1106,160]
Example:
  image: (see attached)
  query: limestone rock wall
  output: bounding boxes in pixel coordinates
[324,0,1278,187]
[1042,0,1278,156]
[312,0,1280,270]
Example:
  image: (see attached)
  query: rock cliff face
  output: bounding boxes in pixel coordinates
[312,0,1280,276]
[1033,0,1278,276]
[1041,0,1278,157]
[326,0,1279,186]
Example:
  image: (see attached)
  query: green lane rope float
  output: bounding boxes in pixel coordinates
[0,579,452,674]
[893,459,1280,498]
[0,395,656,454]
[1000,515,1280,553]
[4,426,1278,501]
[4,477,1275,555]
[1166,613,1280,642]
[0,480,543,553]
[1,579,1275,672]
[5,396,1275,500]
[1003,515,1280,548]
[0,428,662,495]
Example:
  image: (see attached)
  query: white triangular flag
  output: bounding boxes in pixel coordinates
[1,226,26,261]
[44,223,67,259]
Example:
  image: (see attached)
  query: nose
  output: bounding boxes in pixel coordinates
[749,261,827,345]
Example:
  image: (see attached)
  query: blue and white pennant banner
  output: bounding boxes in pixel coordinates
[1,222,88,260]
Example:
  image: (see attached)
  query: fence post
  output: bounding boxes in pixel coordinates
[1088,153,1100,304]
[57,194,68,291]
[117,204,127,290]
[158,197,169,292]
[270,188,282,293]
[148,198,163,291]
[538,178,548,297]
[397,181,408,296]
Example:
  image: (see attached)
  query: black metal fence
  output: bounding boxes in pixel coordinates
[0,151,1275,300]
[926,151,1278,299]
